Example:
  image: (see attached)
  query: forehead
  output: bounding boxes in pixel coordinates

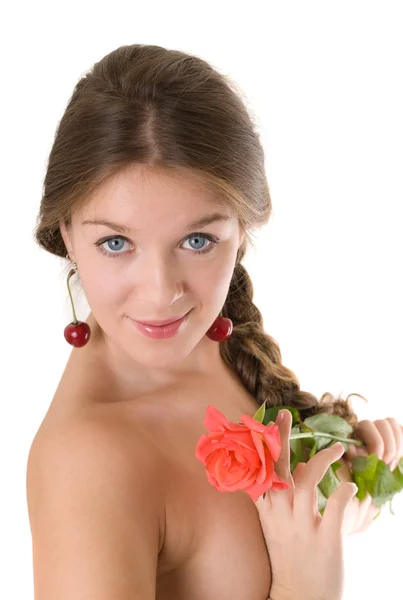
[78,164,231,221]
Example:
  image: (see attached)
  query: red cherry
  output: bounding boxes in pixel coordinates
[64,321,91,347]
[205,316,233,341]
[64,266,91,348]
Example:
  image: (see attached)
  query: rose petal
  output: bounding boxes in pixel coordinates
[261,426,282,462]
[240,414,268,433]
[204,405,231,431]
[241,414,282,462]
[197,405,290,500]
[246,467,291,502]
[195,431,226,462]
[221,429,259,452]
[250,430,267,483]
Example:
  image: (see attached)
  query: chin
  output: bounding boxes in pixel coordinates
[130,350,190,372]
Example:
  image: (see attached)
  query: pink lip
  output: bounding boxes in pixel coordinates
[128,310,191,339]
[134,312,189,327]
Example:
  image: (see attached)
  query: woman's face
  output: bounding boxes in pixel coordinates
[60,164,244,373]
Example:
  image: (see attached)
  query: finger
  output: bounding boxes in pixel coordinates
[341,488,380,536]
[320,481,358,539]
[344,441,367,464]
[350,493,375,534]
[344,443,357,463]
[373,419,396,466]
[293,443,345,518]
[272,409,293,484]
[386,418,403,471]
[291,461,308,486]
[267,410,295,510]
[353,420,385,459]
[293,462,325,526]
[273,409,295,490]
[354,501,382,534]
[256,409,294,512]
[344,492,372,536]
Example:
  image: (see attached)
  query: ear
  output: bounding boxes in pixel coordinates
[59,219,75,261]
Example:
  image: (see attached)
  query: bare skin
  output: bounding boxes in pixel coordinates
[34,312,273,600]
[29,165,377,598]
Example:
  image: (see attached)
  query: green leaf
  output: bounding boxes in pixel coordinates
[290,434,306,472]
[289,425,316,469]
[262,406,301,427]
[318,461,342,499]
[317,485,328,515]
[350,453,378,501]
[316,461,343,514]
[303,413,353,451]
[309,439,318,460]
[303,412,353,436]
[395,457,403,481]
[351,454,403,507]
[252,400,267,424]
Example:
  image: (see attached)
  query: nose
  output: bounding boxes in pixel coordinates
[134,251,185,309]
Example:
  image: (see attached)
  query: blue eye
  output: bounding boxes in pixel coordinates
[96,236,131,257]
[95,233,219,259]
[182,234,218,255]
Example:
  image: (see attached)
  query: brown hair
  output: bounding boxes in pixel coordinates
[33,43,365,429]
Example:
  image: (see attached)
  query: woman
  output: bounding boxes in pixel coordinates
[26,44,403,600]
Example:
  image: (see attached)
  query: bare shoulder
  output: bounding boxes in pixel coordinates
[27,406,166,539]
[26,409,166,599]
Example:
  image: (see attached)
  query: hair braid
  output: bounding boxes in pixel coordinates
[220,258,361,429]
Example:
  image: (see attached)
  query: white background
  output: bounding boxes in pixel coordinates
[1,1,402,598]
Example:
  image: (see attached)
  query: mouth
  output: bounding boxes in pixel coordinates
[127,310,192,340]
[133,311,191,327]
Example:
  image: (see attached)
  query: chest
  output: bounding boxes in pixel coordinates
[151,404,272,600]
[55,360,273,600]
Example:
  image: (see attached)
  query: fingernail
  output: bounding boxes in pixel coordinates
[279,410,285,421]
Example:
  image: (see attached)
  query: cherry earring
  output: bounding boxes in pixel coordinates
[63,258,91,347]
[205,311,233,342]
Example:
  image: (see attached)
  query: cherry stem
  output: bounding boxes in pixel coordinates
[67,268,78,324]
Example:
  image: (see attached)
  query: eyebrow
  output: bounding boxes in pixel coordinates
[81,212,232,233]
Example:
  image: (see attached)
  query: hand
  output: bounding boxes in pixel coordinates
[345,417,403,471]
[339,417,403,535]
[255,409,357,600]
[333,457,379,535]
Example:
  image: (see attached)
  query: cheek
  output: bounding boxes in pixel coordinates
[196,250,237,295]
[192,266,233,310]
[79,268,125,310]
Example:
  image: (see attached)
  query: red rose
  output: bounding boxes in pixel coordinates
[195,405,291,502]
